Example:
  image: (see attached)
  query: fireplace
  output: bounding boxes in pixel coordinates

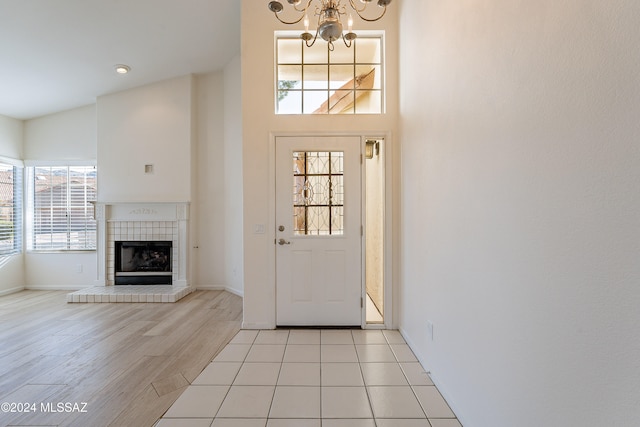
[94,202,190,287]
[115,241,172,285]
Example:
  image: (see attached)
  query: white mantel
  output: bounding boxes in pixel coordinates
[95,202,190,287]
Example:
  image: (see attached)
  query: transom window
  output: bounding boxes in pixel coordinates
[276,33,383,114]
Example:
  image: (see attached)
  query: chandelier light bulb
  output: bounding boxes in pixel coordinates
[348,14,353,32]
[304,14,309,32]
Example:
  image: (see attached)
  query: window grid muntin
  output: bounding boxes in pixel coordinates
[276,34,384,115]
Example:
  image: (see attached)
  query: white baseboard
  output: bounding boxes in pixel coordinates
[242,322,275,330]
[196,285,244,298]
[223,287,244,297]
[0,286,25,297]
[399,326,467,427]
[25,285,88,291]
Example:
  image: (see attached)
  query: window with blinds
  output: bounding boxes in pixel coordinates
[0,163,22,256]
[27,166,97,251]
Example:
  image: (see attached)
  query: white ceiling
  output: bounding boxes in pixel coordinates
[0,0,240,120]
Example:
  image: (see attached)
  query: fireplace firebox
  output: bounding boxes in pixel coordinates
[115,241,172,285]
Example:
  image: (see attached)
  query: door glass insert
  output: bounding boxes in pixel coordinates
[293,151,344,235]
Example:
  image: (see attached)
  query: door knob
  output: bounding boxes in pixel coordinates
[278,238,291,245]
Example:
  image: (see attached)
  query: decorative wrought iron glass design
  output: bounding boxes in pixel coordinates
[293,151,344,235]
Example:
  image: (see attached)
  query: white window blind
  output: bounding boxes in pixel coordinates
[28,166,97,251]
[0,163,22,255]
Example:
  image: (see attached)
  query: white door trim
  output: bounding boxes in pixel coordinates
[269,131,393,330]
[360,134,393,330]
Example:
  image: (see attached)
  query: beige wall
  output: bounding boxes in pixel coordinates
[97,76,193,203]
[24,105,96,161]
[398,0,640,425]
[22,106,98,289]
[240,0,399,328]
[223,55,244,296]
[191,65,244,295]
[192,72,226,288]
[0,115,23,160]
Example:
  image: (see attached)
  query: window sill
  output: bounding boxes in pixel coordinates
[27,250,96,254]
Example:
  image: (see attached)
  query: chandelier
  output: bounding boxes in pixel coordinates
[267,0,392,50]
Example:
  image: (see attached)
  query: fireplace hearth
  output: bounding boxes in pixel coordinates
[115,241,172,285]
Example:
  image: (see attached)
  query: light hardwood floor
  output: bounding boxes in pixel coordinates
[0,289,242,427]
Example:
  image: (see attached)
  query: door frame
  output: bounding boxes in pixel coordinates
[269,131,393,330]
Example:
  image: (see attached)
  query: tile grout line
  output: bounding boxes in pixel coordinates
[267,329,288,421]
[319,331,323,426]
[390,328,433,424]
[160,328,460,426]
[352,329,379,427]
[212,330,257,421]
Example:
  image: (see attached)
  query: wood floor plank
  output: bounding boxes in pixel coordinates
[0,289,242,427]
[0,355,70,402]
[0,384,69,426]
[151,373,189,397]
[108,383,187,427]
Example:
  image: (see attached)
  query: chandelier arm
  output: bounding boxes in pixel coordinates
[347,0,367,14]
[273,11,307,25]
[294,0,314,13]
[348,4,387,22]
[303,29,320,48]
[342,33,353,48]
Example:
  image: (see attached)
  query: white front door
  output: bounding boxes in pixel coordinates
[275,136,362,326]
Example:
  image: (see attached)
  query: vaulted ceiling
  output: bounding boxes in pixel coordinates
[0,0,240,120]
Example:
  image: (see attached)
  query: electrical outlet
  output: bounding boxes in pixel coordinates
[427,320,434,341]
[76,264,83,274]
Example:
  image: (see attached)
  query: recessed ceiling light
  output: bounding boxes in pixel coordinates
[115,64,131,74]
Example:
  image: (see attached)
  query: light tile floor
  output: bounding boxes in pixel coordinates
[156,329,462,427]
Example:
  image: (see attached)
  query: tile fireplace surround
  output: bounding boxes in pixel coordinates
[68,202,193,304]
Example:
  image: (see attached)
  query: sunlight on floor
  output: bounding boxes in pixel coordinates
[366,293,383,324]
